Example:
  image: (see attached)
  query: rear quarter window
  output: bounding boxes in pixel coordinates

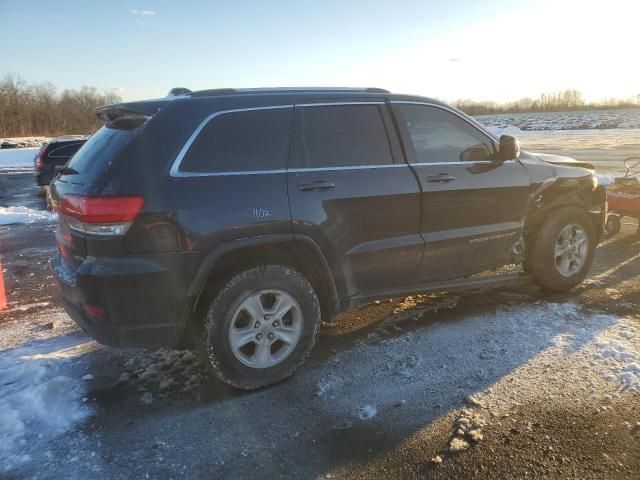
[178,107,293,173]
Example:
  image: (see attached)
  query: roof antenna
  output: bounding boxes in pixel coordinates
[167,87,192,97]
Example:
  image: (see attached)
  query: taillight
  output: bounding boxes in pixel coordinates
[59,195,144,236]
[82,304,105,320]
[35,148,46,170]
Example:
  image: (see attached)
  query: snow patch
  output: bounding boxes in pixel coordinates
[597,174,616,186]
[310,301,637,430]
[0,336,92,472]
[357,404,377,420]
[316,374,347,400]
[0,206,57,226]
[448,437,469,452]
[476,109,640,132]
[591,327,640,392]
[486,124,522,136]
[0,148,38,169]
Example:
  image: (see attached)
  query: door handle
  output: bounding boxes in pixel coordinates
[298,180,336,192]
[427,173,456,183]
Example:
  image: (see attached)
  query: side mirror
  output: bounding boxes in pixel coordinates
[497,135,520,162]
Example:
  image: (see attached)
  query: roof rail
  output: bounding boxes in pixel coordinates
[189,87,390,97]
[190,88,238,97]
[363,88,390,93]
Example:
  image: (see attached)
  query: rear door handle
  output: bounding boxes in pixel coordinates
[298,180,336,192]
[427,173,456,183]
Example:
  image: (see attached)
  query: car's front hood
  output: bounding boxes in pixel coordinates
[529,152,594,171]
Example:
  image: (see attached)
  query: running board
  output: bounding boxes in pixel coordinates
[348,272,531,309]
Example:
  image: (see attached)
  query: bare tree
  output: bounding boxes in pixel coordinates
[0,74,122,137]
[453,89,637,116]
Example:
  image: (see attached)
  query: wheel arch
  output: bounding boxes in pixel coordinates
[187,234,343,324]
[522,199,600,274]
[523,180,605,248]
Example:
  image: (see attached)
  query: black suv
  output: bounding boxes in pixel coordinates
[35,136,88,186]
[50,88,605,389]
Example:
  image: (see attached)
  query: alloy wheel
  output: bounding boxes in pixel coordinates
[554,223,589,277]
[228,290,303,368]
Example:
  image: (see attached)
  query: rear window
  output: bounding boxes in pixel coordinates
[48,142,84,158]
[67,127,134,177]
[179,107,293,173]
[300,105,393,168]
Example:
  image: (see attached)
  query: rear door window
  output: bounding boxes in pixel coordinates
[298,105,393,168]
[178,107,293,173]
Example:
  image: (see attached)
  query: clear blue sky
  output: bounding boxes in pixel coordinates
[1,0,638,102]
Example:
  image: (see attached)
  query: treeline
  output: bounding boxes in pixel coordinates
[0,74,122,137]
[454,89,640,116]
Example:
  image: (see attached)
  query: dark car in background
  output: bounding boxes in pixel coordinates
[34,136,88,186]
[1,140,19,149]
[49,87,606,390]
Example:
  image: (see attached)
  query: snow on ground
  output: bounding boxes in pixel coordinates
[1,137,49,148]
[0,147,38,170]
[0,330,95,472]
[313,301,639,428]
[486,124,522,136]
[320,301,639,476]
[592,330,640,392]
[1,296,638,477]
[476,108,640,131]
[0,206,57,225]
[597,173,616,186]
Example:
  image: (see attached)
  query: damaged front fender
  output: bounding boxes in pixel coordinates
[522,164,606,244]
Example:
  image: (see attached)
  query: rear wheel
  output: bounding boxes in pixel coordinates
[529,207,596,292]
[203,265,320,390]
[605,214,621,236]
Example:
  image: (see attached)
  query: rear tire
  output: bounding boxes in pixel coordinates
[203,265,320,390]
[605,214,621,236]
[530,207,596,292]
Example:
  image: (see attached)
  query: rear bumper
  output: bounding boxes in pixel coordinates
[50,251,200,348]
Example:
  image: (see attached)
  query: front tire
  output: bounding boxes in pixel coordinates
[203,265,320,390]
[530,207,596,292]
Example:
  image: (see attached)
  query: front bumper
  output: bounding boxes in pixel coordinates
[50,251,197,348]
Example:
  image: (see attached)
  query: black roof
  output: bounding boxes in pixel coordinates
[97,87,450,118]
